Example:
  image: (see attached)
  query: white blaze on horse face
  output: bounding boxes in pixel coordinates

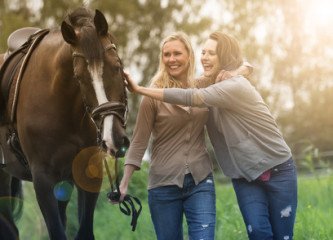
[88,63,117,152]
[88,63,107,104]
[102,115,115,151]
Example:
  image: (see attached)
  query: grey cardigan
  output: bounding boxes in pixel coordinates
[164,76,292,181]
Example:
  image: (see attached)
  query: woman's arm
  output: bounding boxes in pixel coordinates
[124,72,164,100]
[117,93,156,201]
[119,164,138,201]
[124,72,240,108]
[216,62,253,82]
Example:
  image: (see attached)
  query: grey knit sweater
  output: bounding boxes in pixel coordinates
[164,76,292,181]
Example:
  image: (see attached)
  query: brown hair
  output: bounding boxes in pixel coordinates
[209,31,243,71]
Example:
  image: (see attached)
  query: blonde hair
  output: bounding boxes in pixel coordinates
[151,32,195,88]
[209,31,243,71]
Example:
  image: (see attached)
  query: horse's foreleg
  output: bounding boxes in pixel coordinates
[58,200,69,229]
[0,169,19,240]
[32,173,67,240]
[75,188,99,240]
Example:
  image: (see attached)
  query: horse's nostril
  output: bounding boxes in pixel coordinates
[123,136,130,148]
[115,137,130,158]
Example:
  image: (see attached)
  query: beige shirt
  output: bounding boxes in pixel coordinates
[125,96,213,189]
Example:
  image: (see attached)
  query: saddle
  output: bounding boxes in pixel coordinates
[0,27,49,123]
[0,27,49,169]
[4,27,41,59]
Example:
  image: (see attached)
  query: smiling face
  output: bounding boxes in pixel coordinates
[162,39,190,82]
[200,38,220,78]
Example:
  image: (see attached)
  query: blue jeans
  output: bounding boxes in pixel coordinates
[148,173,216,240]
[232,158,298,240]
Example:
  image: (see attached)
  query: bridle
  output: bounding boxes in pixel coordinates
[72,43,128,133]
[71,42,141,231]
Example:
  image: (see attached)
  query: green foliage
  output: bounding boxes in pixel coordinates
[294,175,333,239]
[215,182,247,239]
[15,172,333,239]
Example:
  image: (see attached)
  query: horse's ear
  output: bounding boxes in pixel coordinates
[61,21,78,45]
[94,9,108,36]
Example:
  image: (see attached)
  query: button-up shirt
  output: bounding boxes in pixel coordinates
[125,96,213,189]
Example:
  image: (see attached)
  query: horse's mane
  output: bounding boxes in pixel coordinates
[64,7,105,64]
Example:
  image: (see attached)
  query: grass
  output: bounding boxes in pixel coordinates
[13,171,333,239]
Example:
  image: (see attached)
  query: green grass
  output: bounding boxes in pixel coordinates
[14,172,333,239]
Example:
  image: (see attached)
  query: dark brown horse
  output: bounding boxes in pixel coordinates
[0,8,129,240]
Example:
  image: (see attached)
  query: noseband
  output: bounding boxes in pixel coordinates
[91,101,127,127]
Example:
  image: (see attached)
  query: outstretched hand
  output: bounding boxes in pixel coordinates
[123,71,139,93]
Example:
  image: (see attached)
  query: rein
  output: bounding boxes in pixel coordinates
[104,155,142,231]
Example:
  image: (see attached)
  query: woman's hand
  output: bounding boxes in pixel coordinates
[123,71,139,93]
[215,70,236,83]
[119,180,128,202]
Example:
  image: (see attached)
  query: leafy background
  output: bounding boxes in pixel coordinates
[1,0,333,239]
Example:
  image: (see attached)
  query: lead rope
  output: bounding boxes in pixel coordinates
[104,156,142,231]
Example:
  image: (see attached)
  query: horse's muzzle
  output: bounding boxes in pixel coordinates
[115,136,130,158]
[101,134,130,158]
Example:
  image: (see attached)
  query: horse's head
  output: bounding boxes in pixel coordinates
[60,8,129,157]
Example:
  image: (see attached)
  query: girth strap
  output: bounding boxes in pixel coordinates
[10,29,50,122]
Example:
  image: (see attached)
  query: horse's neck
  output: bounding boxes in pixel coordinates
[36,33,76,93]
[46,32,74,74]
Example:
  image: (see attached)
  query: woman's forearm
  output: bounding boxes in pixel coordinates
[136,86,164,101]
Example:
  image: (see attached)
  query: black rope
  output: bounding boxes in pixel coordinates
[104,156,142,231]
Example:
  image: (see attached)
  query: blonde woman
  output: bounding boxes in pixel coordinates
[120,32,216,240]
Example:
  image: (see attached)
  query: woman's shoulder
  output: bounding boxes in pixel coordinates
[195,76,214,88]
[212,76,254,99]
[226,75,252,88]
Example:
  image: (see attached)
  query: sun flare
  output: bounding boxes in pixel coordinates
[303,0,333,30]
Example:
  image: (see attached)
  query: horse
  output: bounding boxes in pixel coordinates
[0,7,129,240]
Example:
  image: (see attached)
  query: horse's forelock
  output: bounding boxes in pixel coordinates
[80,26,104,64]
[67,7,94,27]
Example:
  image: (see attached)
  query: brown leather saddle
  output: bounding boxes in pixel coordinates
[4,27,41,58]
[0,27,49,123]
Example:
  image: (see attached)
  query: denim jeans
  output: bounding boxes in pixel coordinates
[232,158,298,240]
[148,173,216,240]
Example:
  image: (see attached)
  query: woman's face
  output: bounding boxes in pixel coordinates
[162,40,189,81]
[200,39,220,77]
